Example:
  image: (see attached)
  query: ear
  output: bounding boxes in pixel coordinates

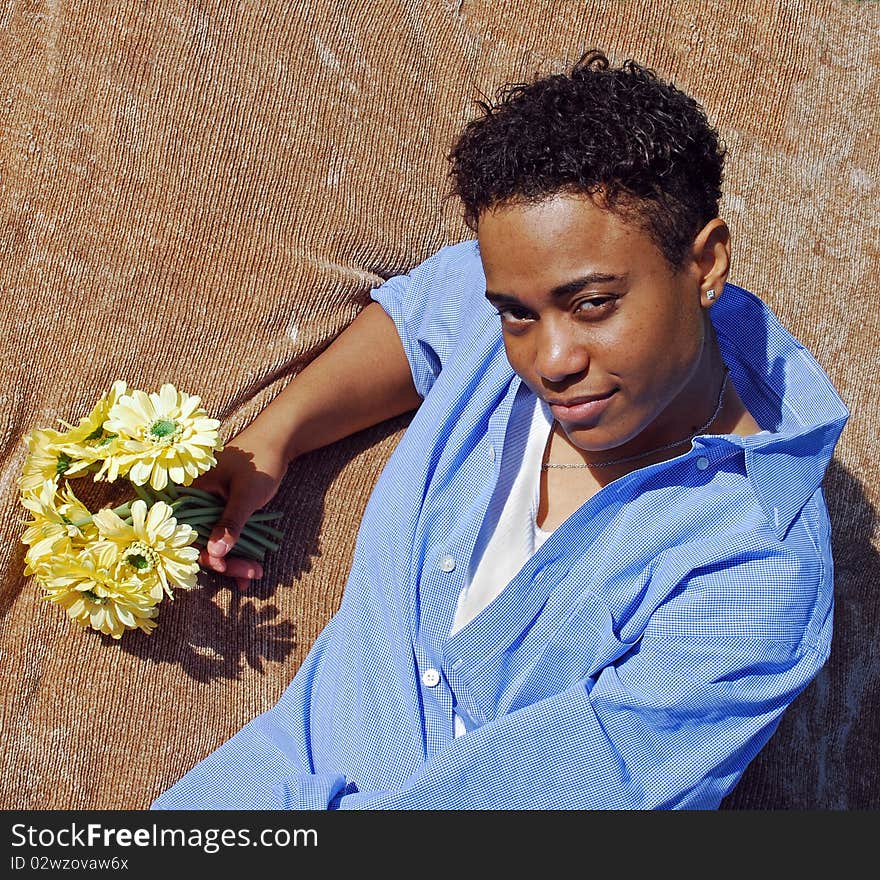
[690,218,731,307]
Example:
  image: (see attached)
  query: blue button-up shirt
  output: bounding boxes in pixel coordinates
[152,241,849,810]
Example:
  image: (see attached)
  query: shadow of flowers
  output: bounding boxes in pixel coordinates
[119,579,297,683]
[116,410,411,682]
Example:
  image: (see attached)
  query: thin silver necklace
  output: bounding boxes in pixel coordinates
[541,368,730,470]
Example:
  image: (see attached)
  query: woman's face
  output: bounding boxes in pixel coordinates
[477,193,715,460]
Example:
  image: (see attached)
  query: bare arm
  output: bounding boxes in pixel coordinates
[256,301,420,462]
[196,301,421,590]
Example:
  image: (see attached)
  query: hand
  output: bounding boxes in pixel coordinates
[191,426,290,592]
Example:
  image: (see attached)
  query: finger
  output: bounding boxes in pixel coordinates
[221,556,264,593]
[206,496,251,558]
[199,548,226,573]
[233,570,263,593]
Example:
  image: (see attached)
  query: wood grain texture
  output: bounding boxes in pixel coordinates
[1,0,877,809]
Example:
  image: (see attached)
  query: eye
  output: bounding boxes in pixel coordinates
[495,305,534,324]
[575,296,616,316]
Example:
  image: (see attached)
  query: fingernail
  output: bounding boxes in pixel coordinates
[209,539,230,556]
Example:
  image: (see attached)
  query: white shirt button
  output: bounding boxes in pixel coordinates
[696,456,709,470]
[488,444,496,461]
[421,668,441,687]
[439,555,456,572]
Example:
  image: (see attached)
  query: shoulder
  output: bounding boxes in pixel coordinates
[406,240,484,291]
[373,239,494,335]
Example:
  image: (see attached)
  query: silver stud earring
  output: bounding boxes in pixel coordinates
[706,289,716,302]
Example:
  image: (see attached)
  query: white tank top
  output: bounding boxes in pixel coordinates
[450,389,554,736]
[451,389,554,631]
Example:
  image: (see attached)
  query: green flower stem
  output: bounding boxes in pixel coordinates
[175,504,225,516]
[228,533,267,559]
[134,484,185,507]
[246,520,285,538]
[175,512,226,525]
[177,500,283,524]
[242,522,284,542]
[182,503,284,534]
[175,486,220,503]
[176,513,280,552]
[244,511,285,523]
[172,505,283,539]
[108,480,284,562]
[160,491,284,522]
[239,528,280,552]
[132,483,153,504]
[191,525,265,561]
[175,494,282,519]
[171,498,214,515]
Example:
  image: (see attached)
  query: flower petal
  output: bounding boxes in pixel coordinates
[178,394,203,420]
[145,501,171,536]
[149,464,168,492]
[167,452,186,486]
[131,499,147,534]
[131,390,157,422]
[92,508,127,538]
[127,459,153,486]
[159,384,179,414]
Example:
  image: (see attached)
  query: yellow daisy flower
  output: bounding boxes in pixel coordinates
[18,427,79,494]
[54,379,129,477]
[92,499,200,598]
[101,384,222,491]
[39,545,161,639]
[19,479,96,575]
[19,382,129,490]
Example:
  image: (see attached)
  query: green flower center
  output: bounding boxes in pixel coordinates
[82,589,107,605]
[125,541,160,573]
[56,452,71,475]
[147,418,182,446]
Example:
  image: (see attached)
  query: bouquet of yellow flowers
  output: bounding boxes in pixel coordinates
[17,381,282,639]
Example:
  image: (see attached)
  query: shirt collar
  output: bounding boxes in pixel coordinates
[708,283,849,539]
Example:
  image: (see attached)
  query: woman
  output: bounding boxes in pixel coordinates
[152,51,848,809]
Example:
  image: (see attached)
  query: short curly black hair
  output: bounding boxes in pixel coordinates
[448,50,726,268]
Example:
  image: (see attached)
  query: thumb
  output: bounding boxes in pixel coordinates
[206,493,251,558]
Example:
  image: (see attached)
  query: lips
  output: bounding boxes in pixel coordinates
[546,388,617,424]
[546,389,616,408]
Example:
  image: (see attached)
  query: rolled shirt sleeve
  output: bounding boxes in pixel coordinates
[369,242,487,399]
[149,719,328,810]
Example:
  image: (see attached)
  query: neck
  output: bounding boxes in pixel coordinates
[544,340,731,473]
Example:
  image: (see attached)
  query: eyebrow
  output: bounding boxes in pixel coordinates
[485,272,628,302]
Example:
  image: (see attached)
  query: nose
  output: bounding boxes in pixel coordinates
[534,319,590,383]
